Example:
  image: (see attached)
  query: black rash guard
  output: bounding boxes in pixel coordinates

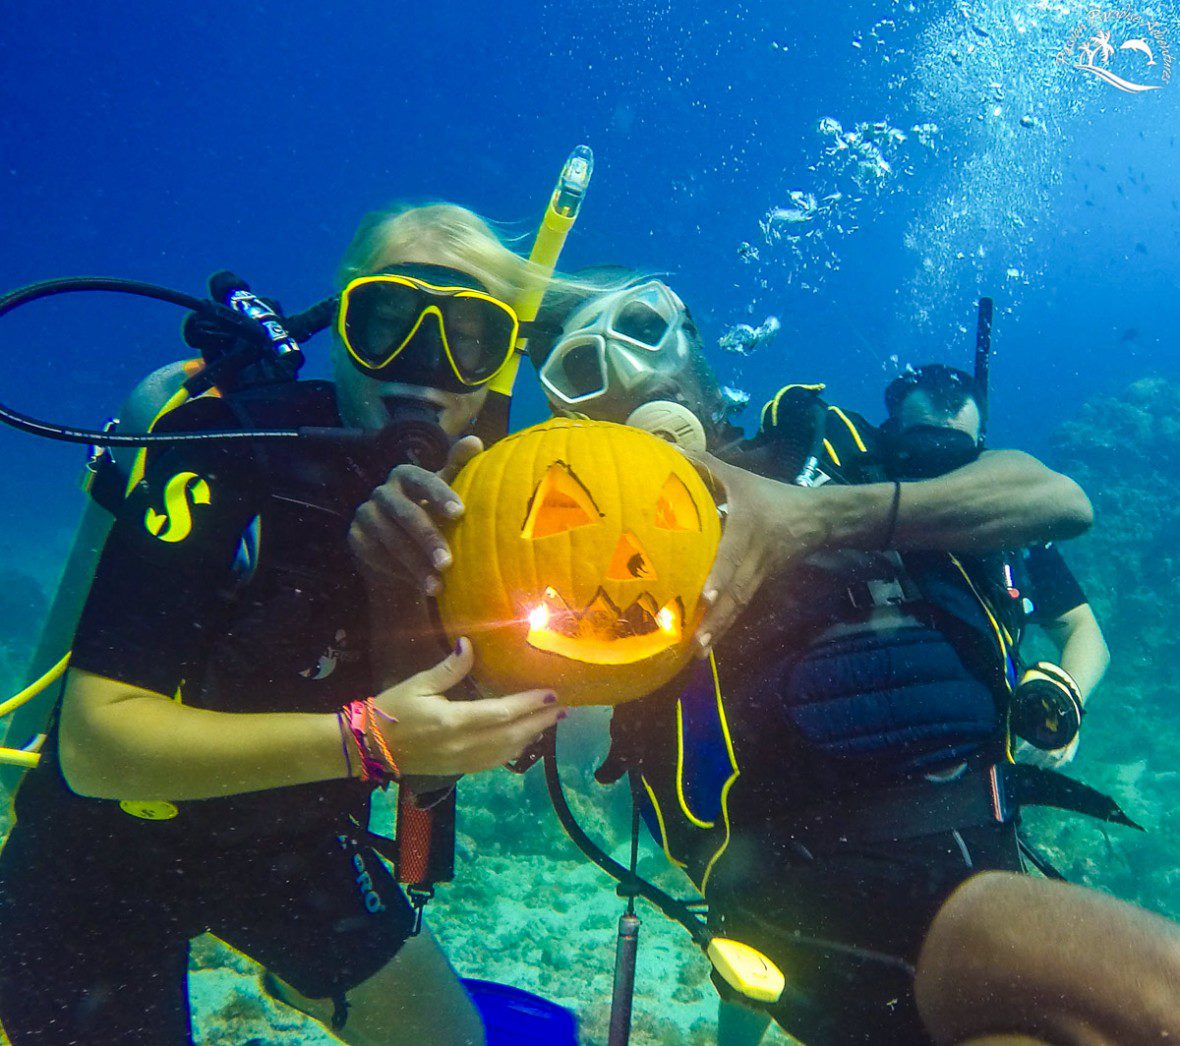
[0,383,422,1041]
[1022,542,1088,623]
[15,382,381,850]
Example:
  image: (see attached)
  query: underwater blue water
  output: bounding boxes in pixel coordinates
[2,2,1179,1041]
[3,0,1179,577]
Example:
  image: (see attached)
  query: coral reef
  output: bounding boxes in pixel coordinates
[1022,377,1180,919]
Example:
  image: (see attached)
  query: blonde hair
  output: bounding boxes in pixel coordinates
[337,202,629,306]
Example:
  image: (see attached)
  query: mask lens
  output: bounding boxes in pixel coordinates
[544,337,607,401]
[612,299,672,348]
[444,296,516,382]
[343,280,422,367]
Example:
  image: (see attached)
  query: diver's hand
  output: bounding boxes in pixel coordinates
[349,436,482,595]
[373,637,566,776]
[691,452,825,655]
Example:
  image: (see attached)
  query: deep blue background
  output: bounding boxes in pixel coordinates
[2,1,1178,577]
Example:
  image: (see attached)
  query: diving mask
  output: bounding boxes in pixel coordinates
[338,264,520,392]
[539,280,714,424]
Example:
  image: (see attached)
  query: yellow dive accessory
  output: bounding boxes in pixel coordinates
[707,937,786,1003]
[489,145,593,398]
[0,652,69,767]
[474,146,594,442]
[1012,661,1084,751]
[338,265,520,391]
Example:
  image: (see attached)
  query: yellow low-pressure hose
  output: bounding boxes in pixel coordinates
[0,652,70,720]
[0,651,70,768]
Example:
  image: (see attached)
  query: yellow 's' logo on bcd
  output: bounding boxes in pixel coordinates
[144,471,211,543]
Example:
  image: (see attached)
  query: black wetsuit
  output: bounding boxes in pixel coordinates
[0,382,416,1045]
[703,557,1022,1044]
[611,400,1063,1045]
[708,542,1092,1044]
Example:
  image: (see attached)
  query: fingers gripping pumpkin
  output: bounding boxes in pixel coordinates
[437,418,721,705]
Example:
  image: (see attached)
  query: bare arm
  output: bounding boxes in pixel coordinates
[61,647,562,801]
[696,449,1093,650]
[814,450,1093,553]
[1038,603,1109,703]
[59,671,345,800]
[916,871,1180,1045]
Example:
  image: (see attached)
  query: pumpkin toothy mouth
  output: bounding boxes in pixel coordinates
[525,586,684,664]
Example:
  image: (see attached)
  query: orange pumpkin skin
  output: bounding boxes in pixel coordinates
[437,418,721,706]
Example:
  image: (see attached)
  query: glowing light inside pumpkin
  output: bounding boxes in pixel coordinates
[525,585,685,665]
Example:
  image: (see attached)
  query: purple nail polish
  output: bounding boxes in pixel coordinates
[454,638,465,656]
[557,709,570,720]
[543,692,558,705]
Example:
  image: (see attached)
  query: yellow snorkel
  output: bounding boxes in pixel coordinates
[475,145,594,442]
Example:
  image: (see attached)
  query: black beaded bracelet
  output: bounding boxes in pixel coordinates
[881,481,902,549]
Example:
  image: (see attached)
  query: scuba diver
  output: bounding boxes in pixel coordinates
[0,202,578,1045]
[519,279,1174,1044]
[882,363,1110,770]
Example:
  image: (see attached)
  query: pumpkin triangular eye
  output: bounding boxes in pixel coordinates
[606,531,657,581]
[653,473,701,531]
[522,462,602,539]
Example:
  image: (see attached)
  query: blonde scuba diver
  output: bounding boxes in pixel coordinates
[0,172,595,1045]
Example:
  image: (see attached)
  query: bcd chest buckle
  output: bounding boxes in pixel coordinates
[846,577,913,612]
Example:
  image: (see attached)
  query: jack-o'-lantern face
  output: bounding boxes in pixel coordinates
[521,462,701,665]
[437,419,721,706]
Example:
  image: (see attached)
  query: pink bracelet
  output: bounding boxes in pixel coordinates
[342,698,400,786]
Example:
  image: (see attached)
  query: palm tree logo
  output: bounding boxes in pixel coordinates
[1074,27,1163,93]
[1078,30,1117,66]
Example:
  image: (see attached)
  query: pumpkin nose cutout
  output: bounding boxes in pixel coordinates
[606,531,657,581]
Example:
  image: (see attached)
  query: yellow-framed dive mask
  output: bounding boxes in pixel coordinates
[338,263,521,392]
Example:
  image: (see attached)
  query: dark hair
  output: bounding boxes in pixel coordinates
[884,364,986,422]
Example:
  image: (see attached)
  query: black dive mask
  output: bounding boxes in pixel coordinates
[884,424,981,480]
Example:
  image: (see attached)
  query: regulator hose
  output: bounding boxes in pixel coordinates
[0,276,342,448]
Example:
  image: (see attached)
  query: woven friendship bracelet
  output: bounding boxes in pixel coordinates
[342,698,401,786]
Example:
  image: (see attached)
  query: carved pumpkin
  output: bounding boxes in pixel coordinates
[437,418,721,706]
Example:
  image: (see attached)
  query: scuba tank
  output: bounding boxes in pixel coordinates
[0,272,450,784]
[2,360,197,783]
